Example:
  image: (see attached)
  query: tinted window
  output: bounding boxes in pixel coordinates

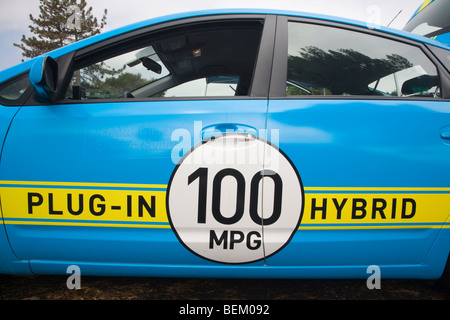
[164,76,238,97]
[287,22,440,97]
[0,73,30,102]
[429,45,450,73]
[66,46,169,100]
[65,21,263,100]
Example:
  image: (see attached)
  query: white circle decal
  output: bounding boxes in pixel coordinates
[167,133,304,264]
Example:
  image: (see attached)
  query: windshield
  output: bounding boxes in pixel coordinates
[404,0,450,37]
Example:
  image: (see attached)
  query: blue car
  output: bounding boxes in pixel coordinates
[0,9,449,284]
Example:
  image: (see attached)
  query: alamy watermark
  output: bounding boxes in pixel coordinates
[66,5,81,31]
[366,5,382,30]
[66,265,81,289]
[170,121,280,168]
[63,264,381,290]
[366,265,381,289]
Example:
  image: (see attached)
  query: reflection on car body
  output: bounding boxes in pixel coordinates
[0,9,449,285]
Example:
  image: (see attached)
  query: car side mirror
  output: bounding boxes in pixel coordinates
[29,56,58,103]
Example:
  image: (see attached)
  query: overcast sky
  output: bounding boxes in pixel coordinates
[0,0,425,71]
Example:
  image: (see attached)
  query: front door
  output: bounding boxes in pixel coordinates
[0,16,273,270]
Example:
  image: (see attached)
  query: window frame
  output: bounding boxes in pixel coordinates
[269,15,450,100]
[31,14,276,106]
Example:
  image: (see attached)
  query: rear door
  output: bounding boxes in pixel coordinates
[264,17,450,272]
[0,15,275,270]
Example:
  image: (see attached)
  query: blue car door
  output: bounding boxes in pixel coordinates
[264,18,450,277]
[0,15,275,274]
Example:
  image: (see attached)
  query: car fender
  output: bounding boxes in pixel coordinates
[0,106,32,274]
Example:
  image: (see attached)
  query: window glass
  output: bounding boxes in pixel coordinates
[66,46,169,100]
[429,45,450,73]
[287,22,440,97]
[66,21,262,100]
[0,73,30,101]
[164,76,238,97]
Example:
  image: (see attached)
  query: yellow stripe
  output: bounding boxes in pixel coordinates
[417,0,433,15]
[3,220,447,230]
[300,192,450,230]
[304,187,450,192]
[299,225,450,230]
[0,180,168,189]
[1,181,448,230]
[0,186,168,224]
[2,220,171,229]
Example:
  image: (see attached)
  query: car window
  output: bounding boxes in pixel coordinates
[429,45,450,73]
[287,22,440,97]
[0,73,30,102]
[65,21,263,101]
[66,46,169,100]
[164,76,238,97]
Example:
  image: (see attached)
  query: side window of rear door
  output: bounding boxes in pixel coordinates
[286,22,441,98]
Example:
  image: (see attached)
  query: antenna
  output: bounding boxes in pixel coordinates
[387,10,403,27]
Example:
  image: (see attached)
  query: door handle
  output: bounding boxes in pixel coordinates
[201,123,257,141]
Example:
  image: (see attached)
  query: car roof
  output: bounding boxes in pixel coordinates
[2,8,449,82]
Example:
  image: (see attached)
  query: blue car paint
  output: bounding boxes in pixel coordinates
[2,97,449,278]
[0,99,267,183]
[0,106,32,274]
[28,57,47,87]
[436,33,450,47]
[0,9,449,279]
[0,99,268,268]
[0,226,31,275]
[265,98,450,276]
[267,99,450,187]
[24,222,450,280]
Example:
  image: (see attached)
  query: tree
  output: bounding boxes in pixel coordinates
[82,72,148,99]
[102,73,148,94]
[14,0,107,60]
[81,73,166,99]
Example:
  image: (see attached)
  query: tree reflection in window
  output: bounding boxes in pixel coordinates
[287,22,440,97]
[288,46,413,95]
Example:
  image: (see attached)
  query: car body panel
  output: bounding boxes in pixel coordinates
[0,99,267,266]
[265,99,450,270]
[0,9,449,280]
[0,106,33,274]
